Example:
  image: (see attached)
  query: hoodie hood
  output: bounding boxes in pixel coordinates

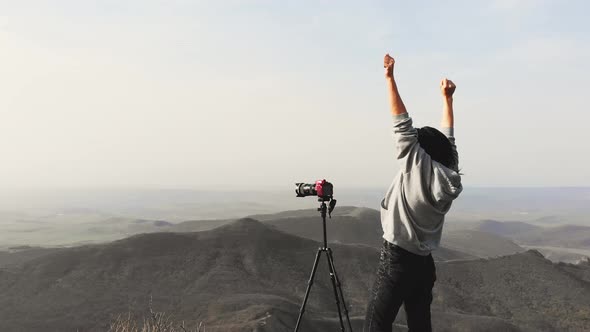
[431,162,463,203]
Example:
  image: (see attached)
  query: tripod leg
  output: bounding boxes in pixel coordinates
[294,248,323,332]
[325,251,346,332]
[327,248,354,332]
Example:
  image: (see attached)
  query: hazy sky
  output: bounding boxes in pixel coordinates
[1,0,589,190]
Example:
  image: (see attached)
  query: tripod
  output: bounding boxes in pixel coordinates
[294,197,354,332]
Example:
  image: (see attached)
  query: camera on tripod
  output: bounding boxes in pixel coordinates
[292,179,352,331]
[295,179,333,199]
[295,179,336,216]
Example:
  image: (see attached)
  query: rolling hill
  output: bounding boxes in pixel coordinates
[451,219,590,262]
[0,218,588,331]
[435,250,590,331]
[0,218,375,332]
[461,219,590,249]
[173,207,523,261]
[440,230,525,258]
[1,206,527,265]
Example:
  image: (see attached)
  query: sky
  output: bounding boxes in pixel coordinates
[0,0,589,190]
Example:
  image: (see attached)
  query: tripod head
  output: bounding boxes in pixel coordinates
[318,196,337,218]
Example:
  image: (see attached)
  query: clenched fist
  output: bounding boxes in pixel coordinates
[384,54,395,79]
[440,78,456,98]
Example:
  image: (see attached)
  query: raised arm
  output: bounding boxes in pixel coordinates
[384,54,408,116]
[384,54,422,171]
[440,78,459,171]
[440,78,456,129]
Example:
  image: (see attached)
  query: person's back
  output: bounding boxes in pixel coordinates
[363,54,463,332]
[381,113,462,255]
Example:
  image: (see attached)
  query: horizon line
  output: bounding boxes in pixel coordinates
[1,185,589,192]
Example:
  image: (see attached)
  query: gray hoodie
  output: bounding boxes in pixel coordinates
[380,113,463,256]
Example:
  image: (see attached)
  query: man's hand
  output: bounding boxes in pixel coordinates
[440,78,456,98]
[384,54,395,79]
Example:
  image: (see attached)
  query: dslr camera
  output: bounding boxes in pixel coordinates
[295,179,333,200]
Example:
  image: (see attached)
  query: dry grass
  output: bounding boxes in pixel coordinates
[109,297,205,332]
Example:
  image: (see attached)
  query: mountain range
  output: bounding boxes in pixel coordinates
[0,213,589,331]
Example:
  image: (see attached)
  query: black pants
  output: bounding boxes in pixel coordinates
[363,240,436,332]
